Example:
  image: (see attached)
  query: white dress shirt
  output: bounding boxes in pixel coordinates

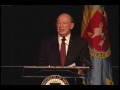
[58,34,71,55]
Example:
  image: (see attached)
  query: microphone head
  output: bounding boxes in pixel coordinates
[61,37,66,42]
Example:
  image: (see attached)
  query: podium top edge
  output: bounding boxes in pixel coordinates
[1,66,90,69]
[24,66,90,69]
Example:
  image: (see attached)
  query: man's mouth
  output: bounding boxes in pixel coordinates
[59,29,64,32]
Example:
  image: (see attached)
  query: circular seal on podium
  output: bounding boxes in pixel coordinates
[41,75,69,85]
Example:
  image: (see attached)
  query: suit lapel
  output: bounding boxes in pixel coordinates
[64,36,76,66]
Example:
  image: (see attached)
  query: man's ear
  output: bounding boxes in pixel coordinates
[70,23,74,29]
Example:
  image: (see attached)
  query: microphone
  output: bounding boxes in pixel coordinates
[61,37,69,46]
[61,37,66,42]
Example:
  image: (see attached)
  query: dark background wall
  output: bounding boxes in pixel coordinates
[1,5,84,66]
[1,5,119,85]
[1,5,119,66]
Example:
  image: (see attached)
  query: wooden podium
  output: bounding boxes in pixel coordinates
[22,66,90,85]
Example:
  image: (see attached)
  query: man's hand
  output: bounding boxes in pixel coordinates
[77,68,83,75]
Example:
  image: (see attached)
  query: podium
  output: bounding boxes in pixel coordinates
[22,66,90,85]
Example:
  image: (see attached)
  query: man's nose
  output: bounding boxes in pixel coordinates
[59,23,63,27]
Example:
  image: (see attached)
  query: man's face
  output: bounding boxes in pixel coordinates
[56,14,74,37]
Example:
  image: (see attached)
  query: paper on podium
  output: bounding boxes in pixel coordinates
[67,63,76,67]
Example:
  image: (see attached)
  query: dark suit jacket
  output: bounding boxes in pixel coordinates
[38,35,91,66]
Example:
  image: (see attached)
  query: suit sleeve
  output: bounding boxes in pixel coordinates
[80,39,92,67]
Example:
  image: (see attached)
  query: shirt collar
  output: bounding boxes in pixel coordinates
[58,34,71,45]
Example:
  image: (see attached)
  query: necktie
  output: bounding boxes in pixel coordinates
[60,37,66,66]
